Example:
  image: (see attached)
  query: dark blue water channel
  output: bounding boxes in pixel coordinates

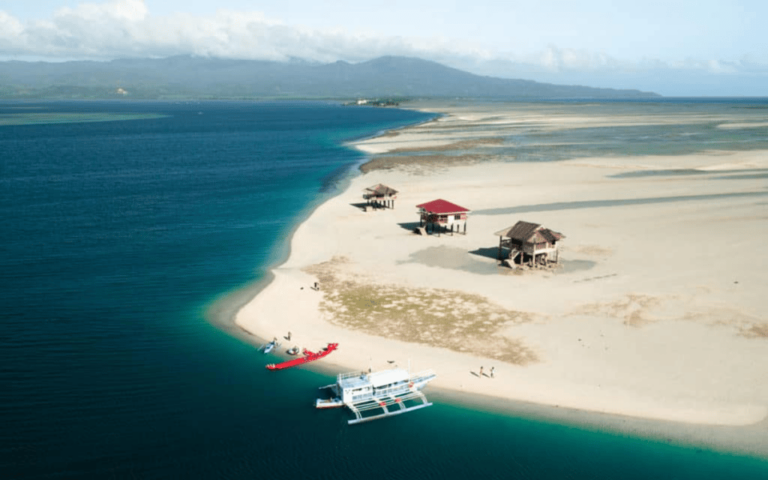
[1,101,767,479]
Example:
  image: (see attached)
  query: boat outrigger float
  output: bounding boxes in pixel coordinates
[266,343,338,371]
[316,367,436,425]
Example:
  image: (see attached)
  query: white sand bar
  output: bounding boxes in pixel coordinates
[237,102,768,431]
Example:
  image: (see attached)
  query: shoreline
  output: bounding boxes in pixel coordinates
[232,100,768,458]
[206,108,440,342]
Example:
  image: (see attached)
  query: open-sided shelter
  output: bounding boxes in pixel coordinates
[363,184,398,209]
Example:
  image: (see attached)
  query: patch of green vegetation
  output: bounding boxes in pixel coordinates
[306,257,537,365]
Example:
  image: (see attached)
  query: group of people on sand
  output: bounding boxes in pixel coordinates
[479,366,495,378]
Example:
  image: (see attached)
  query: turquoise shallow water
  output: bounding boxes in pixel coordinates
[1,100,767,479]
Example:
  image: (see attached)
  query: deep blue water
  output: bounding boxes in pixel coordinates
[1,100,767,479]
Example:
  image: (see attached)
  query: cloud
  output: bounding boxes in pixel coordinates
[0,11,24,44]
[0,1,640,71]
[1,0,767,96]
[58,0,148,22]
[2,1,285,59]
[528,45,623,72]
[0,0,484,62]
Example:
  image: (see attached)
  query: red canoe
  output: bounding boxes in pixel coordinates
[266,343,338,371]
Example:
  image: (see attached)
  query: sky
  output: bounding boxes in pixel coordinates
[1,0,767,96]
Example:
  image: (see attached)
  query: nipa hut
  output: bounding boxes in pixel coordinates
[416,199,470,235]
[363,184,398,209]
[494,221,565,267]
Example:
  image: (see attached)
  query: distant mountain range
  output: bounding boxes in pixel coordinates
[0,56,660,100]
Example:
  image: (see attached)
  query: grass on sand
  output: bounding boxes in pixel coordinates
[306,257,538,365]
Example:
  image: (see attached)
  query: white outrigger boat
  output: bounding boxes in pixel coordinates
[316,367,436,425]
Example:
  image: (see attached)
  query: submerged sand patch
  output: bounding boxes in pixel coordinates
[0,112,167,126]
[359,153,490,174]
[389,137,505,153]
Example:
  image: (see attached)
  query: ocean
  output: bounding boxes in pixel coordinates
[1,100,767,479]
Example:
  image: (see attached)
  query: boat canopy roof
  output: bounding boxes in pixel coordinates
[368,369,409,387]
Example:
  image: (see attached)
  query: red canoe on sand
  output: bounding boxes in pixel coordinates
[266,343,338,371]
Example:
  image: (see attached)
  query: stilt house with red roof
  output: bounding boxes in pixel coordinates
[416,199,470,235]
[495,221,565,267]
[363,184,398,209]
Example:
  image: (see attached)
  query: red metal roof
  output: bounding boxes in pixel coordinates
[416,199,470,214]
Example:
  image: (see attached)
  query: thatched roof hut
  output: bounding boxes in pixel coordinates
[495,221,565,266]
[363,184,398,209]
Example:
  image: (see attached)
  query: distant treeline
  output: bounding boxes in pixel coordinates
[0,55,661,100]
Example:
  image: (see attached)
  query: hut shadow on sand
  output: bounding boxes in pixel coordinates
[468,247,501,261]
[397,221,423,233]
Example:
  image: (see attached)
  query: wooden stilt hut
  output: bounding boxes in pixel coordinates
[363,184,398,210]
[495,221,564,267]
[416,199,470,236]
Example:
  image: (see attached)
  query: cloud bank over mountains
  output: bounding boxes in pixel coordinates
[1,0,766,96]
[0,0,470,62]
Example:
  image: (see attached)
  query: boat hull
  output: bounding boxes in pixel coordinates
[315,398,343,409]
[316,368,436,424]
[266,342,338,371]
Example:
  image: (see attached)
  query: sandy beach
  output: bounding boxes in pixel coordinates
[236,101,768,451]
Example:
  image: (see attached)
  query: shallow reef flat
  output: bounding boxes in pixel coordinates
[0,112,167,126]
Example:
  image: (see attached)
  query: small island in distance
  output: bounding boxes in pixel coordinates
[0,55,661,100]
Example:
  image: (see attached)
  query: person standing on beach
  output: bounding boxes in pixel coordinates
[479,366,484,377]
[490,367,495,378]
